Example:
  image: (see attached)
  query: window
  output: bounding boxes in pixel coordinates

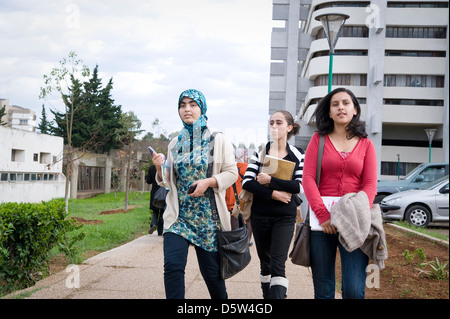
[384,75,396,86]
[420,167,447,183]
[384,75,444,88]
[314,74,367,87]
[33,153,39,162]
[381,162,420,176]
[384,99,444,106]
[0,172,60,182]
[40,152,52,164]
[386,27,447,38]
[11,149,25,162]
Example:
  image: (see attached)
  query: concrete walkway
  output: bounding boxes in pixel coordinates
[5,233,322,299]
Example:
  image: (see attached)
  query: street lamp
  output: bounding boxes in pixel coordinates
[315,13,350,93]
[424,129,436,162]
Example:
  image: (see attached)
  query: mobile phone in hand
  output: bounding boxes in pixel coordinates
[148,146,156,157]
[188,184,197,194]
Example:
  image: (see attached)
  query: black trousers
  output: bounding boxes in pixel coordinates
[251,215,296,278]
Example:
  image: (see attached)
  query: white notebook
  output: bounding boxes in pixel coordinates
[310,196,341,231]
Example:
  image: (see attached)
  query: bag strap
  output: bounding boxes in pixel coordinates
[307,134,325,221]
[259,143,267,173]
[316,135,325,187]
[207,131,220,221]
[232,182,240,206]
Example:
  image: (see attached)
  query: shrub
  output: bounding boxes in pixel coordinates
[0,199,80,292]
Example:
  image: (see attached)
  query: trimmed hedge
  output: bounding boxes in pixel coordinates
[0,199,77,291]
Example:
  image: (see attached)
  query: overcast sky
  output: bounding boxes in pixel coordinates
[0,0,273,148]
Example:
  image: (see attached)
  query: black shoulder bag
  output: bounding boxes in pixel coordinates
[206,131,251,280]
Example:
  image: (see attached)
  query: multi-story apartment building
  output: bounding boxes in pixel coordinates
[0,98,37,132]
[269,0,449,178]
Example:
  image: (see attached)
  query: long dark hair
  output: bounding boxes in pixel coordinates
[313,87,367,139]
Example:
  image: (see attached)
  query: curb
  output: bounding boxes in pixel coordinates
[385,223,449,247]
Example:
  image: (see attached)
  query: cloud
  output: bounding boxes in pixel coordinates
[0,0,272,147]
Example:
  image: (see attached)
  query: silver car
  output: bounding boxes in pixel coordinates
[380,176,449,227]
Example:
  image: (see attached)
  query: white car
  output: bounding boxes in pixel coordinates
[380,176,449,227]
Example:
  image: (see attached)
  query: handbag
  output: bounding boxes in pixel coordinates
[217,211,251,279]
[231,144,266,220]
[289,221,311,266]
[206,131,251,279]
[233,189,253,220]
[289,135,325,267]
[152,186,168,209]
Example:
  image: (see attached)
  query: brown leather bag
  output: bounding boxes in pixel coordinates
[289,135,325,267]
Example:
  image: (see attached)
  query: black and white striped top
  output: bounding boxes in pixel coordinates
[242,142,305,217]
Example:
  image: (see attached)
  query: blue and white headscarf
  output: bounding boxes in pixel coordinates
[178,89,208,133]
[173,89,209,159]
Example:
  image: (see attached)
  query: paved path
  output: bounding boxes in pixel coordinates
[5,233,324,299]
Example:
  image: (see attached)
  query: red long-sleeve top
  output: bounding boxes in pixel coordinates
[303,133,378,225]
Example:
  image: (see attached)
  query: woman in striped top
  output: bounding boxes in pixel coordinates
[242,110,304,299]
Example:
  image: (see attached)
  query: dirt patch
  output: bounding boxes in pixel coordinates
[69,217,103,225]
[48,250,102,274]
[99,206,136,215]
[336,223,449,299]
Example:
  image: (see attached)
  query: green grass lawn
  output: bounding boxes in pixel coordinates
[55,191,152,261]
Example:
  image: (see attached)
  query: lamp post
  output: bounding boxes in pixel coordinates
[315,13,349,93]
[424,129,436,163]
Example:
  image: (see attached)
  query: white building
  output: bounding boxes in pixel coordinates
[0,125,65,203]
[269,0,449,177]
[0,99,37,132]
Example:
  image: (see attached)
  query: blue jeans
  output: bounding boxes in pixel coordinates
[163,232,227,299]
[310,231,369,299]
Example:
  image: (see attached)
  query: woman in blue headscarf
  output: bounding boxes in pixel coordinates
[153,89,237,299]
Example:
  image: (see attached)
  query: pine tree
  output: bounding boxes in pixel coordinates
[37,104,52,134]
[50,75,85,145]
[49,65,124,153]
[85,66,124,153]
[0,105,6,125]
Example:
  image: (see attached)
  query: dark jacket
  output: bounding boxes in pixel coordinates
[146,165,161,211]
[242,142,304,217]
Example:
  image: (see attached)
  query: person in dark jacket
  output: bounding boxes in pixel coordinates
[146,165,164,235]
[242,110,304,299]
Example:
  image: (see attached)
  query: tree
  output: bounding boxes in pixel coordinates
[81,66,123,153]
[118,111,143,212]
[37,104,52,134]
[50,65,124,153]
[0,105,6,125]
[40,51,90,213]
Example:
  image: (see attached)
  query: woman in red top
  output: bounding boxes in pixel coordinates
[302,88,377,299]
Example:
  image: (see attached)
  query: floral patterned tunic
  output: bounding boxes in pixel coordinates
[165,131,220,252]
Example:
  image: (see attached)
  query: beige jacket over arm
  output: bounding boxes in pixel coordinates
[156,129,238,231]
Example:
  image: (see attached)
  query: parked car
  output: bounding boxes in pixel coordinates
[380,175,449,227]
[376,162,449,203]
